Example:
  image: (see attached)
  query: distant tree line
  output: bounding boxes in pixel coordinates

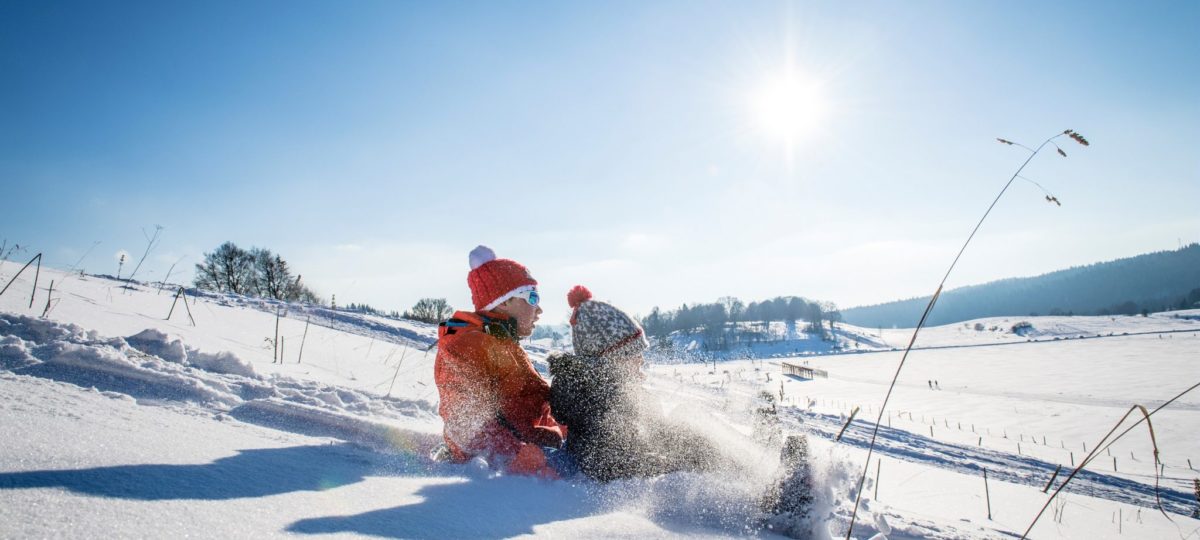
[842,244,1200,328]
[193,242,323,304]
[642,296,841,351]
[342,302,402,318]
[1087,287,1200,317]
[338,298,455,323]
[531,324,568,347]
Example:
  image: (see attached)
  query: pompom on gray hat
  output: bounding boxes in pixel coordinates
[567,285,649,359]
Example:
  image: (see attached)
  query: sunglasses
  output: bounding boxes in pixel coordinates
[513,289,540,307]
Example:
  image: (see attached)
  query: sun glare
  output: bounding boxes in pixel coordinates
[750,71,829,146]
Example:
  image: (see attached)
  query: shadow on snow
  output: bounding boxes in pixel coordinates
[286,475,595,539]
[0,444,410,501]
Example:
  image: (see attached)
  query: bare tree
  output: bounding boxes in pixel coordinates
[193,242,325,305]
[251,248,292,300]
[194,242,254,294]
[405,298,453,323]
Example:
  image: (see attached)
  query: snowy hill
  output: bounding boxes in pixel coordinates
[842,244,1200,328]
[3,260,1199,538]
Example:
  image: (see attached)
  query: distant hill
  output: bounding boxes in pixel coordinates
[842,244,1200,328]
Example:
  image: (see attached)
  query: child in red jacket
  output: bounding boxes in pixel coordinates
[433,246,566,477]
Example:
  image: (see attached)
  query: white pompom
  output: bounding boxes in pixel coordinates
[469,245,496,270]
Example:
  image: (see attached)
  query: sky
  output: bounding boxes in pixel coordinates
[3,1,1198,324]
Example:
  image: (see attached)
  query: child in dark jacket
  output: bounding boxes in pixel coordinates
[549,286,719,482]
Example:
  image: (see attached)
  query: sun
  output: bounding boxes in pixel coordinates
[749,70,829,146]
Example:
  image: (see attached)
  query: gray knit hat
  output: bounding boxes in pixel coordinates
[567,285,649,359]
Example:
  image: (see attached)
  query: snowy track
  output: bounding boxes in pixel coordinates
[647,372,1196,519]
[795,411,1195,516]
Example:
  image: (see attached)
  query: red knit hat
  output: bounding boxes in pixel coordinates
[467,245,538,312]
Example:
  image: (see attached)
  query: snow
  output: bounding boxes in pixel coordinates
[3,260,1200,538]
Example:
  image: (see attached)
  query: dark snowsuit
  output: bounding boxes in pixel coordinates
[548,353,719,482]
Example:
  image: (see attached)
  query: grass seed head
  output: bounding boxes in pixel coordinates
[1064,129,1090,146]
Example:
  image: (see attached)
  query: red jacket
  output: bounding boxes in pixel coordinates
[434,310,566,476]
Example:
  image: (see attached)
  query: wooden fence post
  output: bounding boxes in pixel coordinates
[836,407,860,442]
[41,280,54,317]
[167,287,183,320]
[1043,464,1062,493]
[873,458,881,501]
[181,288,195,326]
[983,469,992,519]
[0,253,43,308]
[273,307,281,363]
[297,316,310,364]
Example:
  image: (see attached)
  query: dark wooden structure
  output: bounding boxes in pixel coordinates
[781,361,828,380]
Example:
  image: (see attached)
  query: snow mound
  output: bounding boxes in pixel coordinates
[0,313,438,444]
[0,335,40,370]
[126,329,188,364]
[125,328,256,378]
[189,350,256,378]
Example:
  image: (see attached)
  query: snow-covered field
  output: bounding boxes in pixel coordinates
[2,260,1199,538]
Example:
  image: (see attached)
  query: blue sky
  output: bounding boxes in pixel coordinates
[3,1,1198,323]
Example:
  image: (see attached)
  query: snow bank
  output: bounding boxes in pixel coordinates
[126,329,188,364]
[0,312,439,453]
[188,350,256,378]
[0,315,239,406]
[125,328,257,378]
